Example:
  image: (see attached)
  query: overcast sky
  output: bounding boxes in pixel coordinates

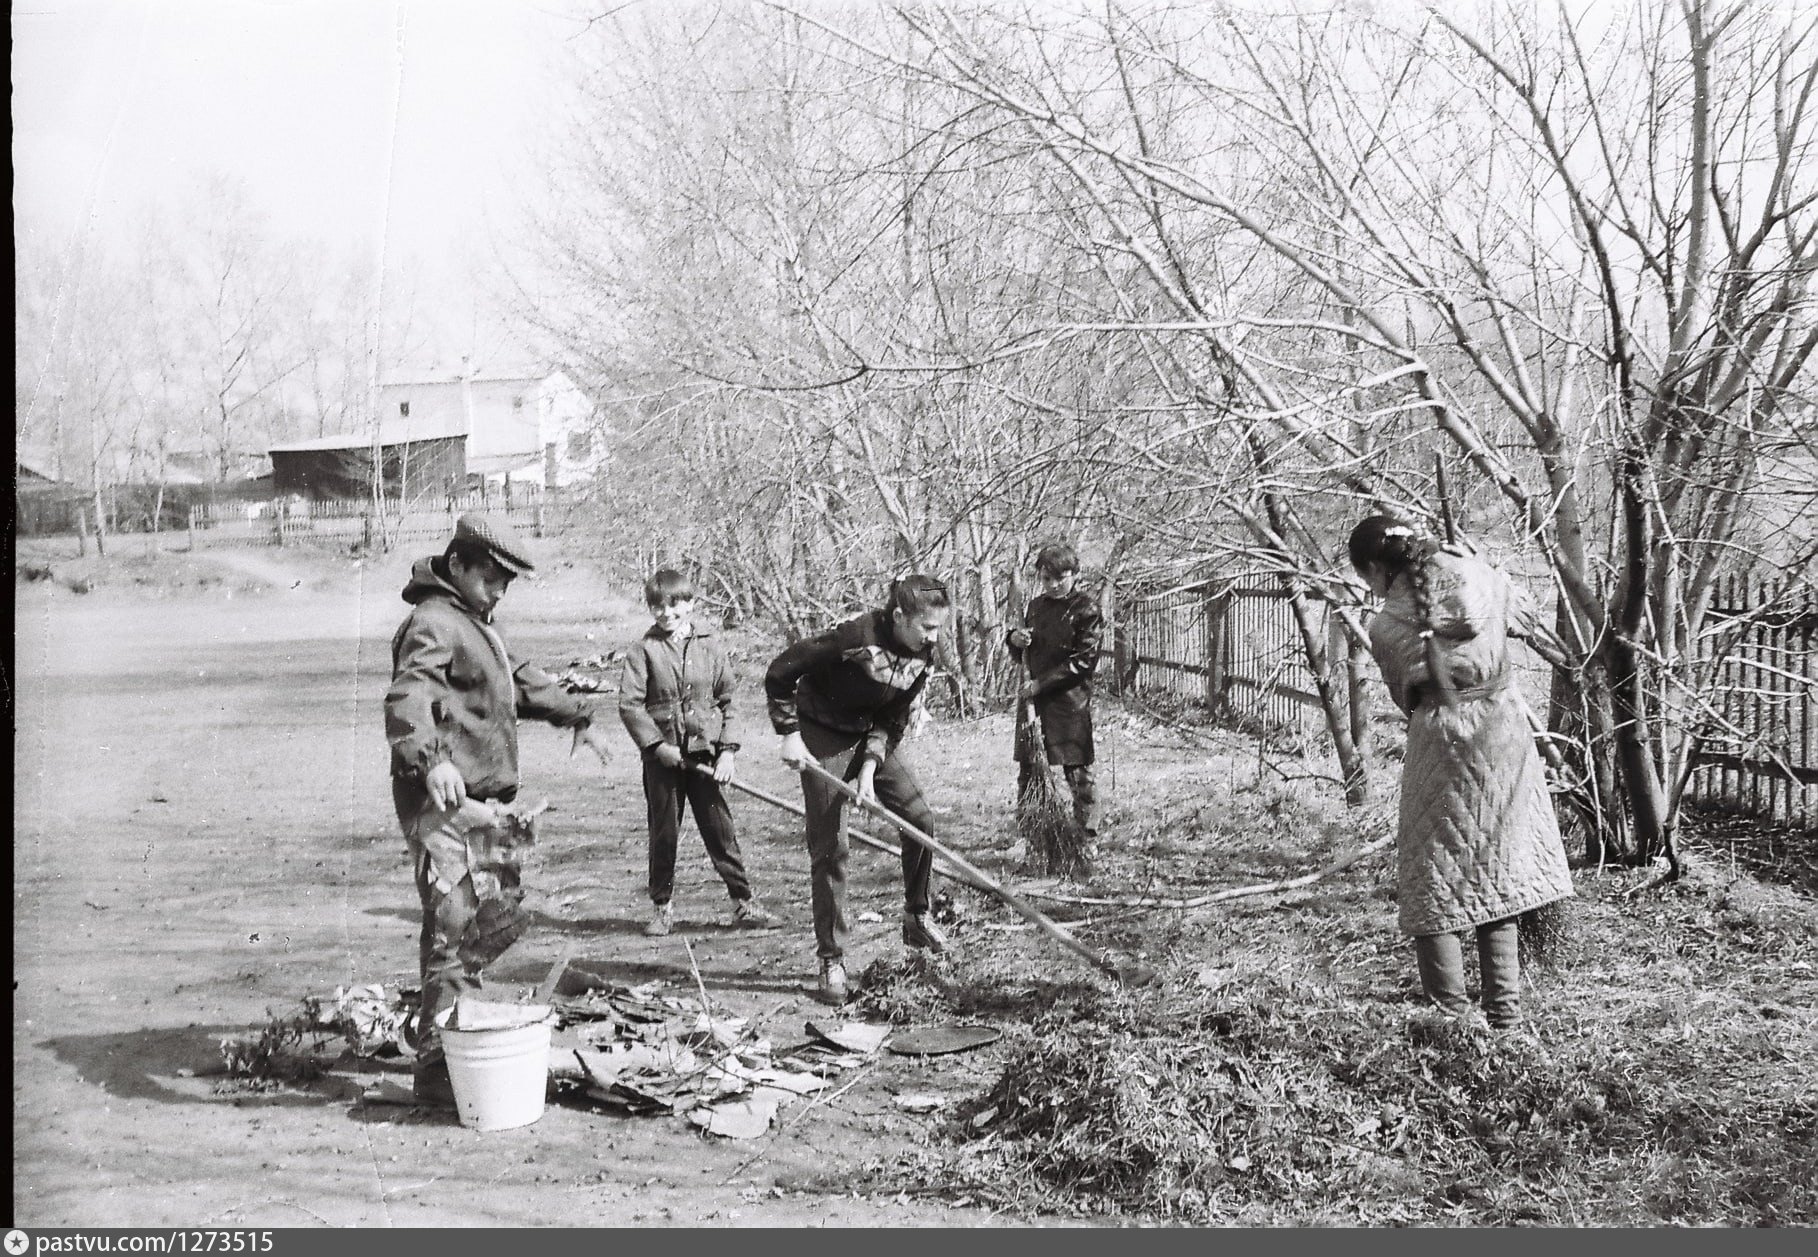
[13,0,587,356]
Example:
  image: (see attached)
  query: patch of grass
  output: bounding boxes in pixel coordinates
[861,731,1818,1226]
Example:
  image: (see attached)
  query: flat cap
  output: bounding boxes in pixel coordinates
[453,513,536,575]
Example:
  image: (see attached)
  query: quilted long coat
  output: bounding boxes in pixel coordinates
[1368,551,1574,936]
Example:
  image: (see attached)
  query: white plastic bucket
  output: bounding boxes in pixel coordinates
[434,1006,554,1131]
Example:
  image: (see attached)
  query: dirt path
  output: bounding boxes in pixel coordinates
[11,554,1094,1228]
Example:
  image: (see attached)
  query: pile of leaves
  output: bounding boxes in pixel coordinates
[553,651,624,694]
[220,983,415,1086]
[886,964,1816,1225]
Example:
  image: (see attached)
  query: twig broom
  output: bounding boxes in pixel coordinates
[1016,697,1091,879]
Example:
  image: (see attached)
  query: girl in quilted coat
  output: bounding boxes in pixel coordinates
[1349,515,1574,1029]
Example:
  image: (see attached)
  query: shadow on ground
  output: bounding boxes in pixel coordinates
[37,1025,375,1109]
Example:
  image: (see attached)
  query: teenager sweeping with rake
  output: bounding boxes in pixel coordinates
[1348,514,1574,1031]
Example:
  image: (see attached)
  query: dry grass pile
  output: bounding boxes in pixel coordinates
[852,953,1105,1028]
[857,737,1817,1226]
[220,984,415,1088]
[896,969,1816,1225]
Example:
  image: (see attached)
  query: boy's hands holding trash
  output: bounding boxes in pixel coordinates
[571,723,614,766]
[1008,627,1032,649]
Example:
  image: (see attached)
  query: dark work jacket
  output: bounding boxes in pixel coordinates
[764,609,934,766]
[1008,588,1102,765]
[386,557,594,817]
[617,622,737,755]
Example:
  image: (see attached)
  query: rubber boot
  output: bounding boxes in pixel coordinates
[1476,918,1522,1029]
[1413,931,1471,1016]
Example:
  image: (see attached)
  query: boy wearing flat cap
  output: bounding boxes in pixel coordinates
[385,513,613,1106]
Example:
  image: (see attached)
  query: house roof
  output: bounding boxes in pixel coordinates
[17,452,61,481]
[380,367,564,389]
[269,417,467,453]
[468,453,544,476]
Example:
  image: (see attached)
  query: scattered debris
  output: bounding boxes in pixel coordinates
[893,1093,947,1114]
[554,652,624,693]
[805,1020,892,1055]
[359,1079,418,1107]
[550,973,840,1138]
[886,1024,1002,1057]
[219,983,417,1084]
[689,1095,779,1140]
[324,984,418,1055]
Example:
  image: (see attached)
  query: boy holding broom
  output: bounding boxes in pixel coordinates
[1007,542,1104,841]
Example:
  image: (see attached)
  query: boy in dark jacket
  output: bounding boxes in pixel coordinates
[386,514,613,1106]
[765,575,953,1005]
[1007,542,1103,837]
[618,568,770,936]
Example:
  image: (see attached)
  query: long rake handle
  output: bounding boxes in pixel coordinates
[689,765,995,896]
[794,759,1123,981]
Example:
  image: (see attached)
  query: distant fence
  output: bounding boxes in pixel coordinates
[1686,574,1816,829]
[16,479,268,538]
[1113,572,1815,827]
[185,486,559,549]
[1109,579,1335,736]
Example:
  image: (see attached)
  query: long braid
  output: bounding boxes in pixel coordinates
[1401,534,1439,640]
[1349,518,1452,706]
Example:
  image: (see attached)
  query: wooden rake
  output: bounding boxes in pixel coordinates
[786,759,1158,987]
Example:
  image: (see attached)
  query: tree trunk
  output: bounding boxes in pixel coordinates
[1605,460,1675,869]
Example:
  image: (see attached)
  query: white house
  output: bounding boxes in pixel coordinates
[376,367,603,488]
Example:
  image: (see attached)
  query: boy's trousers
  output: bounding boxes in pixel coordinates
[395,786,526,1065]
[1017,760,1099,835]
[643,751,753,906]
[799,719,936,961]
[1413,918,1521,1027]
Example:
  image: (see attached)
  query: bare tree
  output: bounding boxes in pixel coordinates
[767,0,1817,865]
[524,1,1814,865]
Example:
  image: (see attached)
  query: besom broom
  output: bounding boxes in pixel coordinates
[1016,695,1092,879]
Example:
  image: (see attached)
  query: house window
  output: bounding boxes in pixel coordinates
[566,431,593,460]
[399,401,410,417]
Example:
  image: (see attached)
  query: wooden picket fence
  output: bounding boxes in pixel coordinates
[185,487,556,550]
[1109,569,1815,830]
[1686,573,1817,828]
[1109,579,1333,736]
